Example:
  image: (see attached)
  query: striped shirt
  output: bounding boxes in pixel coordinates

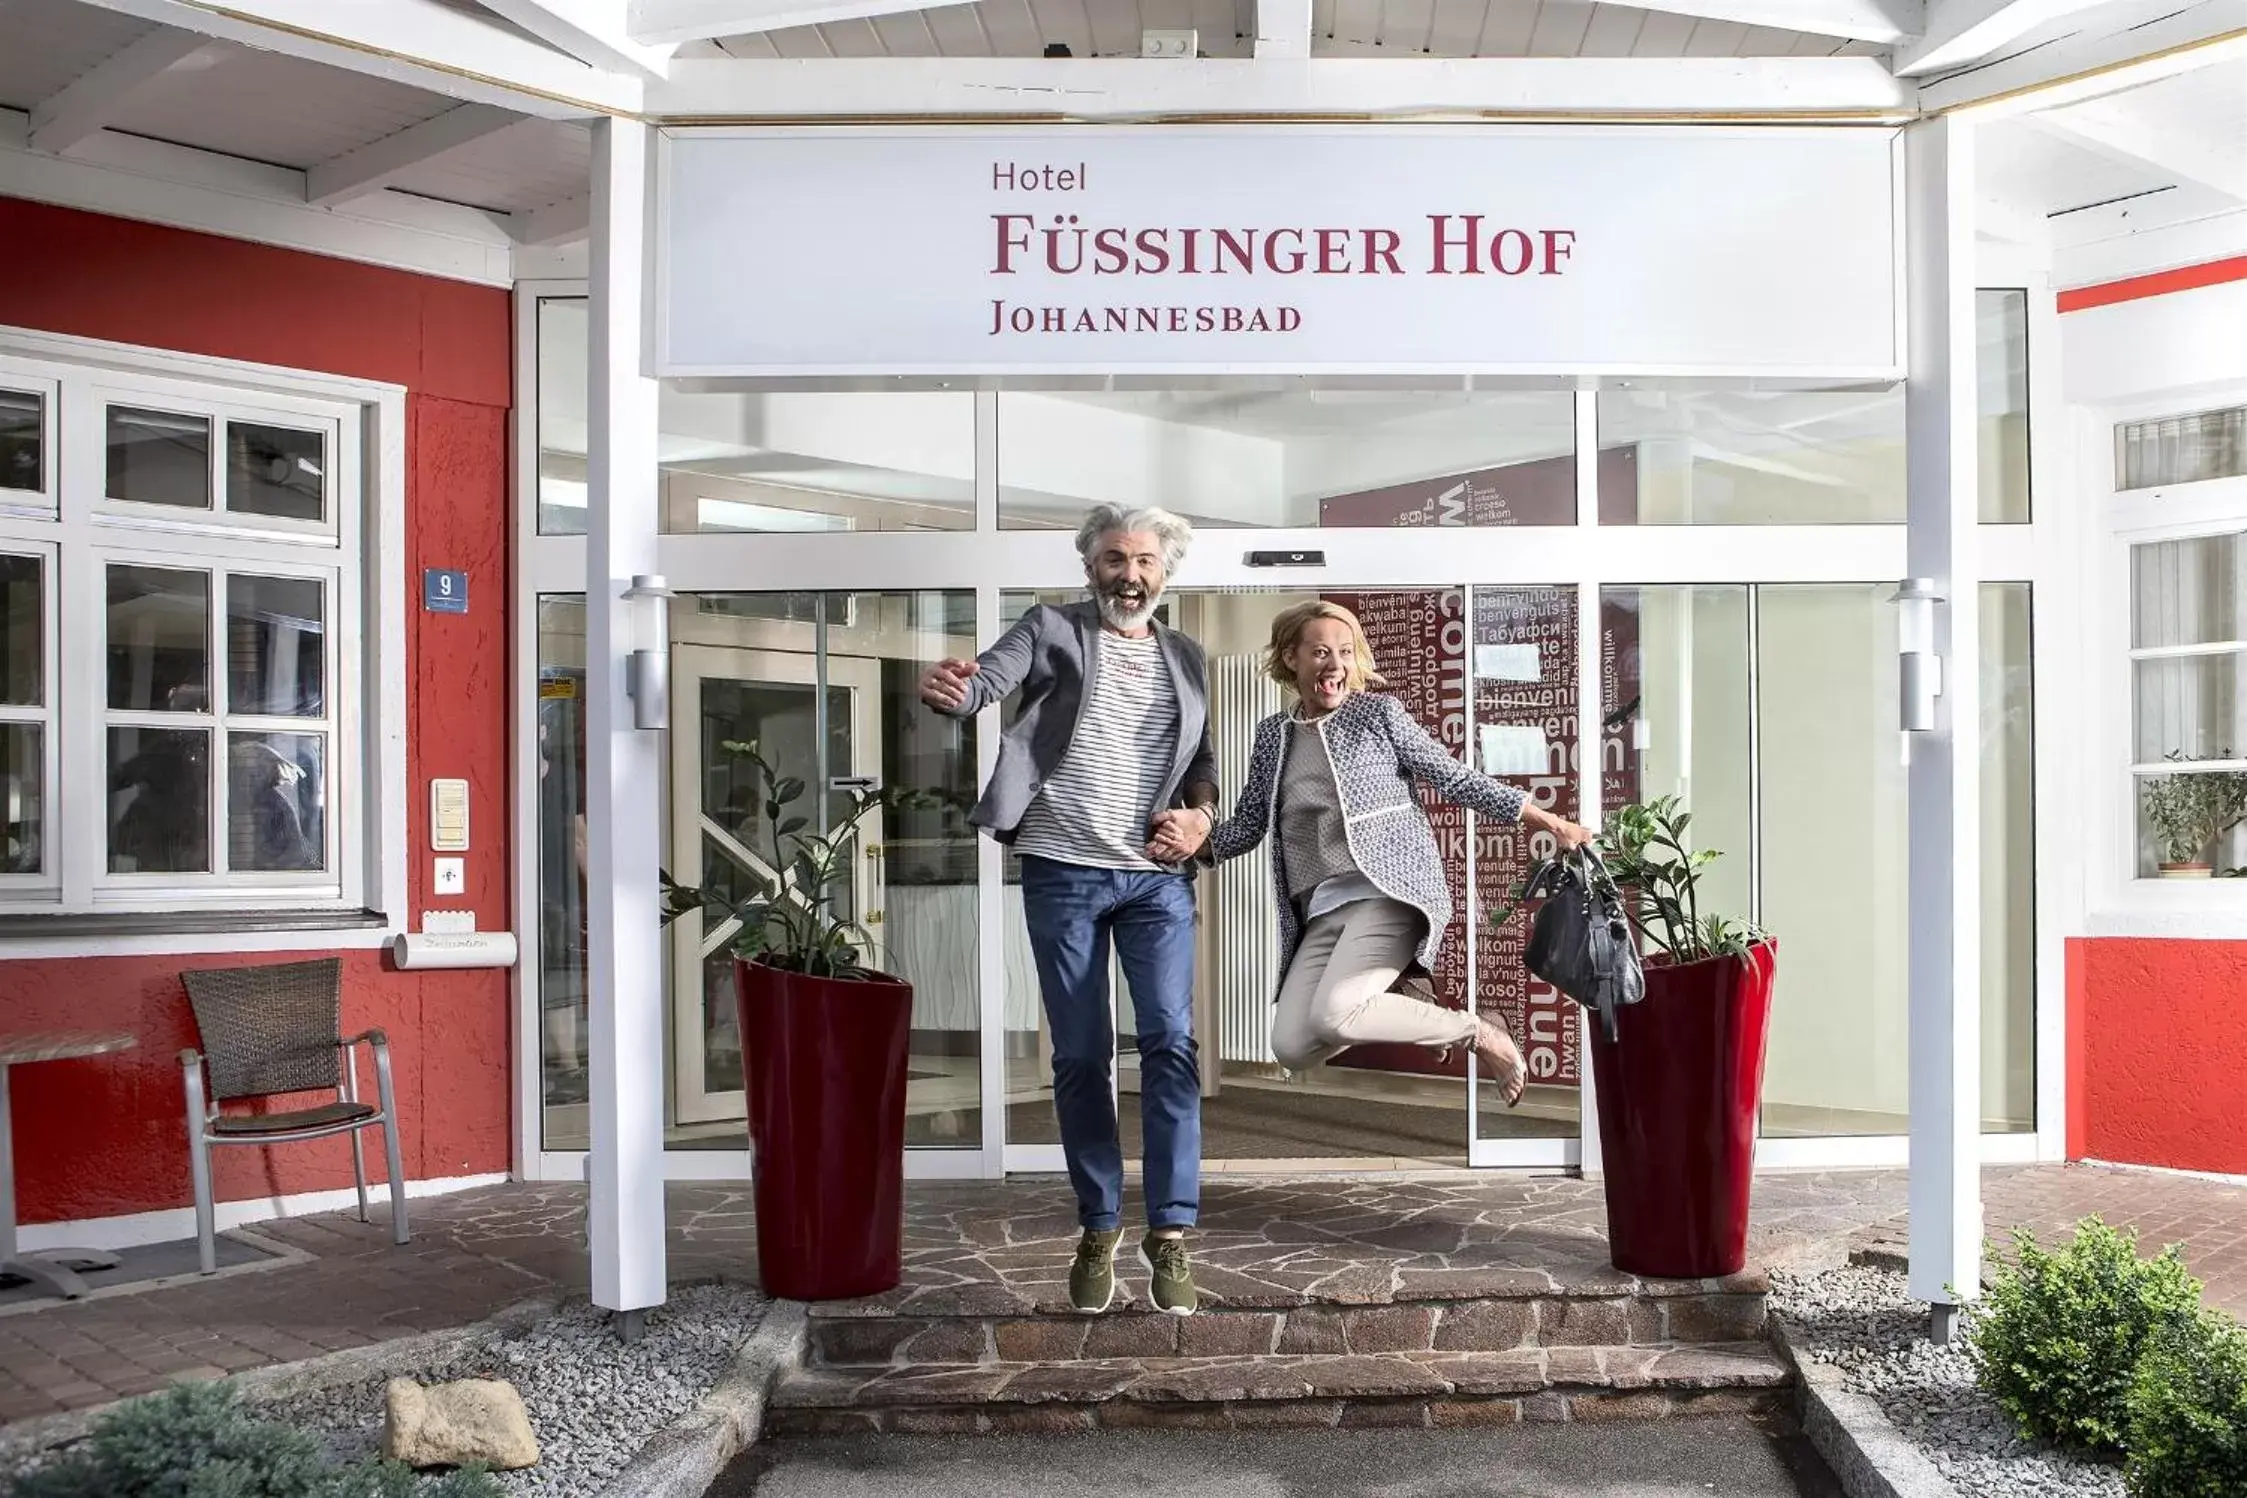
[1012,630,1178,871]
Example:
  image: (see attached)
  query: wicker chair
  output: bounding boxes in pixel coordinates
[178,958,408,1274]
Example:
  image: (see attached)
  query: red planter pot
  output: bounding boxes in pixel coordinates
[734,958,913,1301]
[1588,940,1777,1280]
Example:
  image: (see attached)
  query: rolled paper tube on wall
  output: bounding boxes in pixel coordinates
[391,932,519,970]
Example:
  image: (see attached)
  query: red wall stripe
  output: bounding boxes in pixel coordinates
[2058,255,2247,314]
[2066,936,2247,1175]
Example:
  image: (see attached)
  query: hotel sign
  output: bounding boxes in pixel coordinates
[656,125,1901,378]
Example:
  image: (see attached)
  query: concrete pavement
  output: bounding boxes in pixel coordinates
[712,1418,1847,1497]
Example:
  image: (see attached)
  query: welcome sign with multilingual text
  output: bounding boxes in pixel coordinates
[657,125,1902,378]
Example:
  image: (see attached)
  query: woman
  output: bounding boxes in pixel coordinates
[1155,600,1591,1105]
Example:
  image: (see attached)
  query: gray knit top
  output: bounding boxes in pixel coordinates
[1278,717,1360,901]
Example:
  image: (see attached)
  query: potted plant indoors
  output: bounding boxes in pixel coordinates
[1499,795,1776,1280]
[660,739,937,1301]
[2141,751,2247,878]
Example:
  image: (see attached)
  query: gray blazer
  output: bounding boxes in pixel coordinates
[938,600,1220,850]
[1210,691,1528,984]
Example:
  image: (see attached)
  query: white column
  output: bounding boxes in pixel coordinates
[1904,115,1983,1341]
[583,116,668,1321]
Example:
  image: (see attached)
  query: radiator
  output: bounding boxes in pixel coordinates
[1211,654,1287,1065]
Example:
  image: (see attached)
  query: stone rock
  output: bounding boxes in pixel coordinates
[383,1376,541,1471]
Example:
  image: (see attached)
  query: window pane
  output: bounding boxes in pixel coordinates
[1,723,40,875]
[1612,584,2034,1135]
[228,732,324,871]
[1982,584,2035,1133]
[1757,585,1908,1136]
[2132,534,2244,648]
[538,299,587,536]
[1470,584,1587,1145]
[999,389,1578,529]
[0,554,40,707]
[1978,289,2030,524]
[542,299,974,536]
[107,565,210,712]
[226,421,326,523]
[2133,655,2245,764]
[536,597,589,1144]
[1598,388,1904,524]
[2117,406,2247,490]
[106,406,211,509]
[109,726,210,873]
[0,390,41,493]
[664,393,974,535]
[1602,583,1755,929]
[228,574,325,717]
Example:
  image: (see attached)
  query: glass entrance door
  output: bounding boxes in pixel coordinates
[667,643,882,1129]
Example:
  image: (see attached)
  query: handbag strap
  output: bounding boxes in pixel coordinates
[1570,844,1624,901]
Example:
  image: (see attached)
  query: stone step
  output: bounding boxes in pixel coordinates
[807,1283,1768,1368]
[770,1341,1791,1436]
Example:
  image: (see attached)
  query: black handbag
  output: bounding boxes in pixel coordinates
[1519,847,1645,1043]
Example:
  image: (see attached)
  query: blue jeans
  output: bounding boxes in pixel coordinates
[1019,855,1202,1232]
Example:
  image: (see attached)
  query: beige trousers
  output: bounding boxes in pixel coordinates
[1271,897,1479,1072]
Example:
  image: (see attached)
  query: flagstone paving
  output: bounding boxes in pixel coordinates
[0,1162,2237,1428]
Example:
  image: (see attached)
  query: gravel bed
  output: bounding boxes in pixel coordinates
[255,1280,770,1496]
[1772,1264,2123,1498]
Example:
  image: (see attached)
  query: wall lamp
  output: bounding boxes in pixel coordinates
[1891,578,1944,736]
[623,574,676,732]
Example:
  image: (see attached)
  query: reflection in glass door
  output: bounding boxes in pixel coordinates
[667,645,881,1130]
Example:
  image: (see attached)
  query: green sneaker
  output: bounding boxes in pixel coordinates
[1069,1228,1124,1314]
[1138,1232,1200,1317]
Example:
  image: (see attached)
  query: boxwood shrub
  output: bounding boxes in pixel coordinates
[1967,1216,2203,1458]
[2126,1308,2247,1498]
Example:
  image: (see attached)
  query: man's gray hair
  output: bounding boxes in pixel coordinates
[1077,504,1194,576]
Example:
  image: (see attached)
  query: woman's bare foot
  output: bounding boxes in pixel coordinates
[1471,1018,1528,1108]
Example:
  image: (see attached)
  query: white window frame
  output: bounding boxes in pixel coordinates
[0,326,408,955]
[2087,385,2247,940]
[0,539,59,903]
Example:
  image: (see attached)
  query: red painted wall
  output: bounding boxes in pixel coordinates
[2068,937,2247,1175]
[0,197,513,1225]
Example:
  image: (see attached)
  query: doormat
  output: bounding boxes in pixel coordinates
[0,1228,308,1316]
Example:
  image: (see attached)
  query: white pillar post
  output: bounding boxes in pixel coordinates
[1904,114,1983,1342]
[584,115,668,1325]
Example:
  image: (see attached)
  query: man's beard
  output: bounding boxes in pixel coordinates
[1096,580,1159,631]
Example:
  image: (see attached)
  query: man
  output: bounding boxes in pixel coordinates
[920,504,1217,1317]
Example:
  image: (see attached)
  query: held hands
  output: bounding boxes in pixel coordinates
[918,658,980,712]
[1145,806,1213,865]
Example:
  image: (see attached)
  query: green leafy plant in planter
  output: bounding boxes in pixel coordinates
[1594,796,1767,962]
[658,739,943,975]
[2126,1306,2247,1497]
[1494,794,1774,1282]
[2141,751,2247,878]
[657,739,956,1302]
[1966,1215,2204,1459]
[7,1381,501,1498]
